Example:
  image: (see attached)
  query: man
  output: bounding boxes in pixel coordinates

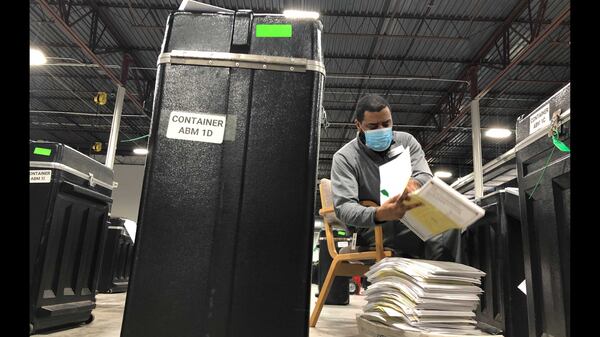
[331,94,455,260]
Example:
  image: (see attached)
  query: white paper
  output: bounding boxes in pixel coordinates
[518,280,527,295]
[178,0,234,13]
[379,147,411,204]
[123,219,137,243]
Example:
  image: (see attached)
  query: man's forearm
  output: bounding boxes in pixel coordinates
[335,202,378,228]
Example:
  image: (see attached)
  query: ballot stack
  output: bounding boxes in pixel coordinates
[358,258,501,336]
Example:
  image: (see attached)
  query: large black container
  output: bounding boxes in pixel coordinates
[515,84,570,337]
[29,141,113,334]
[97,218,134,293]
[317,229,352,305]
[121,9,324,337]
[460,189,528,337]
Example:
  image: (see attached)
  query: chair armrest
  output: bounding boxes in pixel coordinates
[359,200,386,262]
[374,225,385,261]
[318,207,335,216]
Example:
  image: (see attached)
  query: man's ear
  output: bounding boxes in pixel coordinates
[355,119,362,131]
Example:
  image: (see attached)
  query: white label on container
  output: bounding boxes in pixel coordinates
[529,104,551,134]
[518,279,527,295]
[166,111,226,144]
[30,170,52,183]
[337,241,349,248]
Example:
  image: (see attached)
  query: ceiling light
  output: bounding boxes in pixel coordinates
[283,10,320,19]
[484,128,512,139]
[434,171,453,179]
[133,148,148,155]
[30,48,47,65]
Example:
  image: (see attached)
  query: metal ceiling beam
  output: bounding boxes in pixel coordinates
[31,72,147,82]
[31,99,100,143]
[83,0,155,109]
[320,12,567,26]
[323,83,551,98]
[36,0,146,115]
[423,4,570,154]
[30,124,140,133]
[36,46,568,69]
[324,53,570,68]
[324,32,467,41]
[63,1,568,26]
[423,0,570,153]
[476,9,570,99]
[41,42,158,53]
[354,0,398,98]
[30,109,149,118]
[30,89,140,95]
[418,0,533,132]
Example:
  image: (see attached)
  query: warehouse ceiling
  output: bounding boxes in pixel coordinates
[30,0,570,181]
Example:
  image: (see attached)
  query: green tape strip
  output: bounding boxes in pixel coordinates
[337,230,346,236]
[552,133,570,152]
[33,147,52,156]
[381,189,389,197]
[256,24,292,38]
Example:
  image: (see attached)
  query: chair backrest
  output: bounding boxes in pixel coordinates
[319,179,348,229]
[319,178,334,210]
[319,179,349,258]
[319,179,387,262]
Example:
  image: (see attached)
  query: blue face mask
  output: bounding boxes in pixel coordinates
[364,127,393,152]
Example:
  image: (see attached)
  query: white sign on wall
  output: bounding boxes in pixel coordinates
[30,170,52,183]
[529,104,551,134]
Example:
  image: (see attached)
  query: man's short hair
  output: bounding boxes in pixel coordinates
[354,94,391,122]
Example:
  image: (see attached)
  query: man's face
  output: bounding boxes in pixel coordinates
[355,107,393,132]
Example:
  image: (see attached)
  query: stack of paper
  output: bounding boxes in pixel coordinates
[358,258,499,336]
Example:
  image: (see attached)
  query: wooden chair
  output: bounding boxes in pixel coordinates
[309,179,392,327]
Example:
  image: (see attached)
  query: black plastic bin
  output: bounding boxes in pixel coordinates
[29,141,113,334]
[460,189,528,337]
[97,218,134,293]
[120,9,324,337]
[317,229,352,305]
[515,84,570,337]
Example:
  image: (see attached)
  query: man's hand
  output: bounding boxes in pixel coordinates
[405,178,422,194]
[374,190,423,222]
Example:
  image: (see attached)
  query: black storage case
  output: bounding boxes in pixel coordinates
[29,141,113,334]
[459,189,528,337]
[317,229,352,305]
[97,218,134,293]
[515,84,570,337]
[121,9,324,337]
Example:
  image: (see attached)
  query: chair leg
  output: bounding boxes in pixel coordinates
[309,257,341,327]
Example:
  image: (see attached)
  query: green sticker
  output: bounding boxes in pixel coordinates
[256,24,292,38]
[33,147,52,156]
[381,189,389,197]
[337,230,346,236]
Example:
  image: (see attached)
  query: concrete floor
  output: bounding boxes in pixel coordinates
[34,284,365,337]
